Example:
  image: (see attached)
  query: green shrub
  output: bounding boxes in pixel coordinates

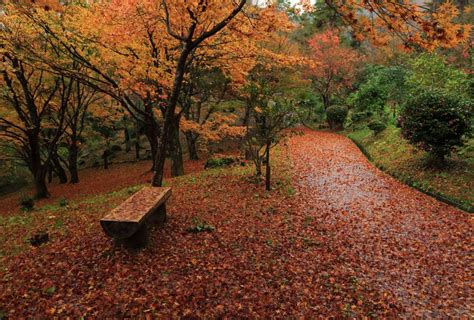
[19,194,35,212]
[58,198,69,207]
[326,105,348,130]
[368,120,387,134]
[351,111,373,123]
[398,90,472,163]
[204,157,235,169]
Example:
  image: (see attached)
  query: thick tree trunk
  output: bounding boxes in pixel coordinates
[169,118,184,177]
[34,166,49,199]
[185,131,199,160]
[265,141,271,191]
[29,132,49,198]
[68,141,80,184]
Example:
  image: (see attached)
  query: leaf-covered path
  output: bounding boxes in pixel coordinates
[289,129,472,317]
[1,129,472,318]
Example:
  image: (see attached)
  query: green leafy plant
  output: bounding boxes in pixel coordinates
[398,90,472,165]
[368,120,387,135]
[58,198,68,207]
[19,194,35,212]
[326,105,348,130]
[204,157,235,169]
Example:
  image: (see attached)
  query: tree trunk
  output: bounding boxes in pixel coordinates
[29,132,49,198]
[52,150,68,184]
[103,149,109,169]
[68,140,80,184]
[47,165,53,183]
[322,94,330,110]
[255,155,262,176]
[34,166,49,199]
[169,118,184,177]
[135,140,140,160]
[185,131,199,160]
[265,141,271,191]
[144,123,158,170]
[124,127,131,153]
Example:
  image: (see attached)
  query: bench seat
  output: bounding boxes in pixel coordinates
[100,186,172,247]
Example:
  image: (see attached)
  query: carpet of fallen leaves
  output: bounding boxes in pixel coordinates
[0,129,472,318]
[0,160,204,216]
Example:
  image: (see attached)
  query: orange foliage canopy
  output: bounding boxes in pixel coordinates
[304,0,471,50]
[307,30,363,108]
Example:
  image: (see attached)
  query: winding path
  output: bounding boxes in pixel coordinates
[289,129,473,317]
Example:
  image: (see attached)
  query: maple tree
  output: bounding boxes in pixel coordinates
[2,0,294,186]
[317,0,471,50]
[307,30,363,110]
[0,65,68,198]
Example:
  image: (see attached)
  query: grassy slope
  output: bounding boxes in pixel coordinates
[346,125,474,211]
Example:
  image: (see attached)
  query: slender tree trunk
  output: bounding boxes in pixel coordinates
[124,127,131,153]
[103,149,109,169]
[47,165,53,183]
[255,154,262,176]
[152,47,191,187]
[68,140,80,183]
[135,140,140,160]
[169,117,184,176]
[265,141,271,191]
[322,94,330,110]
[52,150,68,184]
[185,131,199,160]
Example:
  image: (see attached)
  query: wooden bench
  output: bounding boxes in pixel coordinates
[100,187,172,248]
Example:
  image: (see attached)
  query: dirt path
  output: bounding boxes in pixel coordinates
[289,129,473,317]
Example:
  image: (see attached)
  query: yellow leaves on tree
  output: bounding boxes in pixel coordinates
[305,0,471,50]
[181,113,245,143]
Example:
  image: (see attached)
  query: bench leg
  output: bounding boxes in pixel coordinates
[149,204,167,224]
[115,224,149,249]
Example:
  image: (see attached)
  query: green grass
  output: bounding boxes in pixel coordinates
[346,125,473,212]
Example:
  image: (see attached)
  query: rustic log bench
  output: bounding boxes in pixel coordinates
[100,187,172,248]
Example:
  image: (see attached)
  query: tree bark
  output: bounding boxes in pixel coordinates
[124,127,131,153]
[169,117,184,177]
[52,149,68,184]
[135,140,141,160]
[265,141,271,191]
[47,165,53,183]
[103,149,109,169]
[34,166,49,199]
[185,131,199,160]
[68,140,80,183]
[29,131,50,198]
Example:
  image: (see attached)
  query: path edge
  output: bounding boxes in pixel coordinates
[347,136,474,213]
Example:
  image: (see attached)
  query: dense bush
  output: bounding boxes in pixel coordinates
[326,105,348,130]
[398,90,472,163]
[351,110,373,123]
[368,120,387,134]
[407,53,471,99]
[348,65,407,119]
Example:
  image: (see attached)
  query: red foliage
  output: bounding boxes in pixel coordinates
[0,160,204,216]
[0,130,470,317]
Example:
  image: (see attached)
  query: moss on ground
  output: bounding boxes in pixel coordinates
[346,125,473,212]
